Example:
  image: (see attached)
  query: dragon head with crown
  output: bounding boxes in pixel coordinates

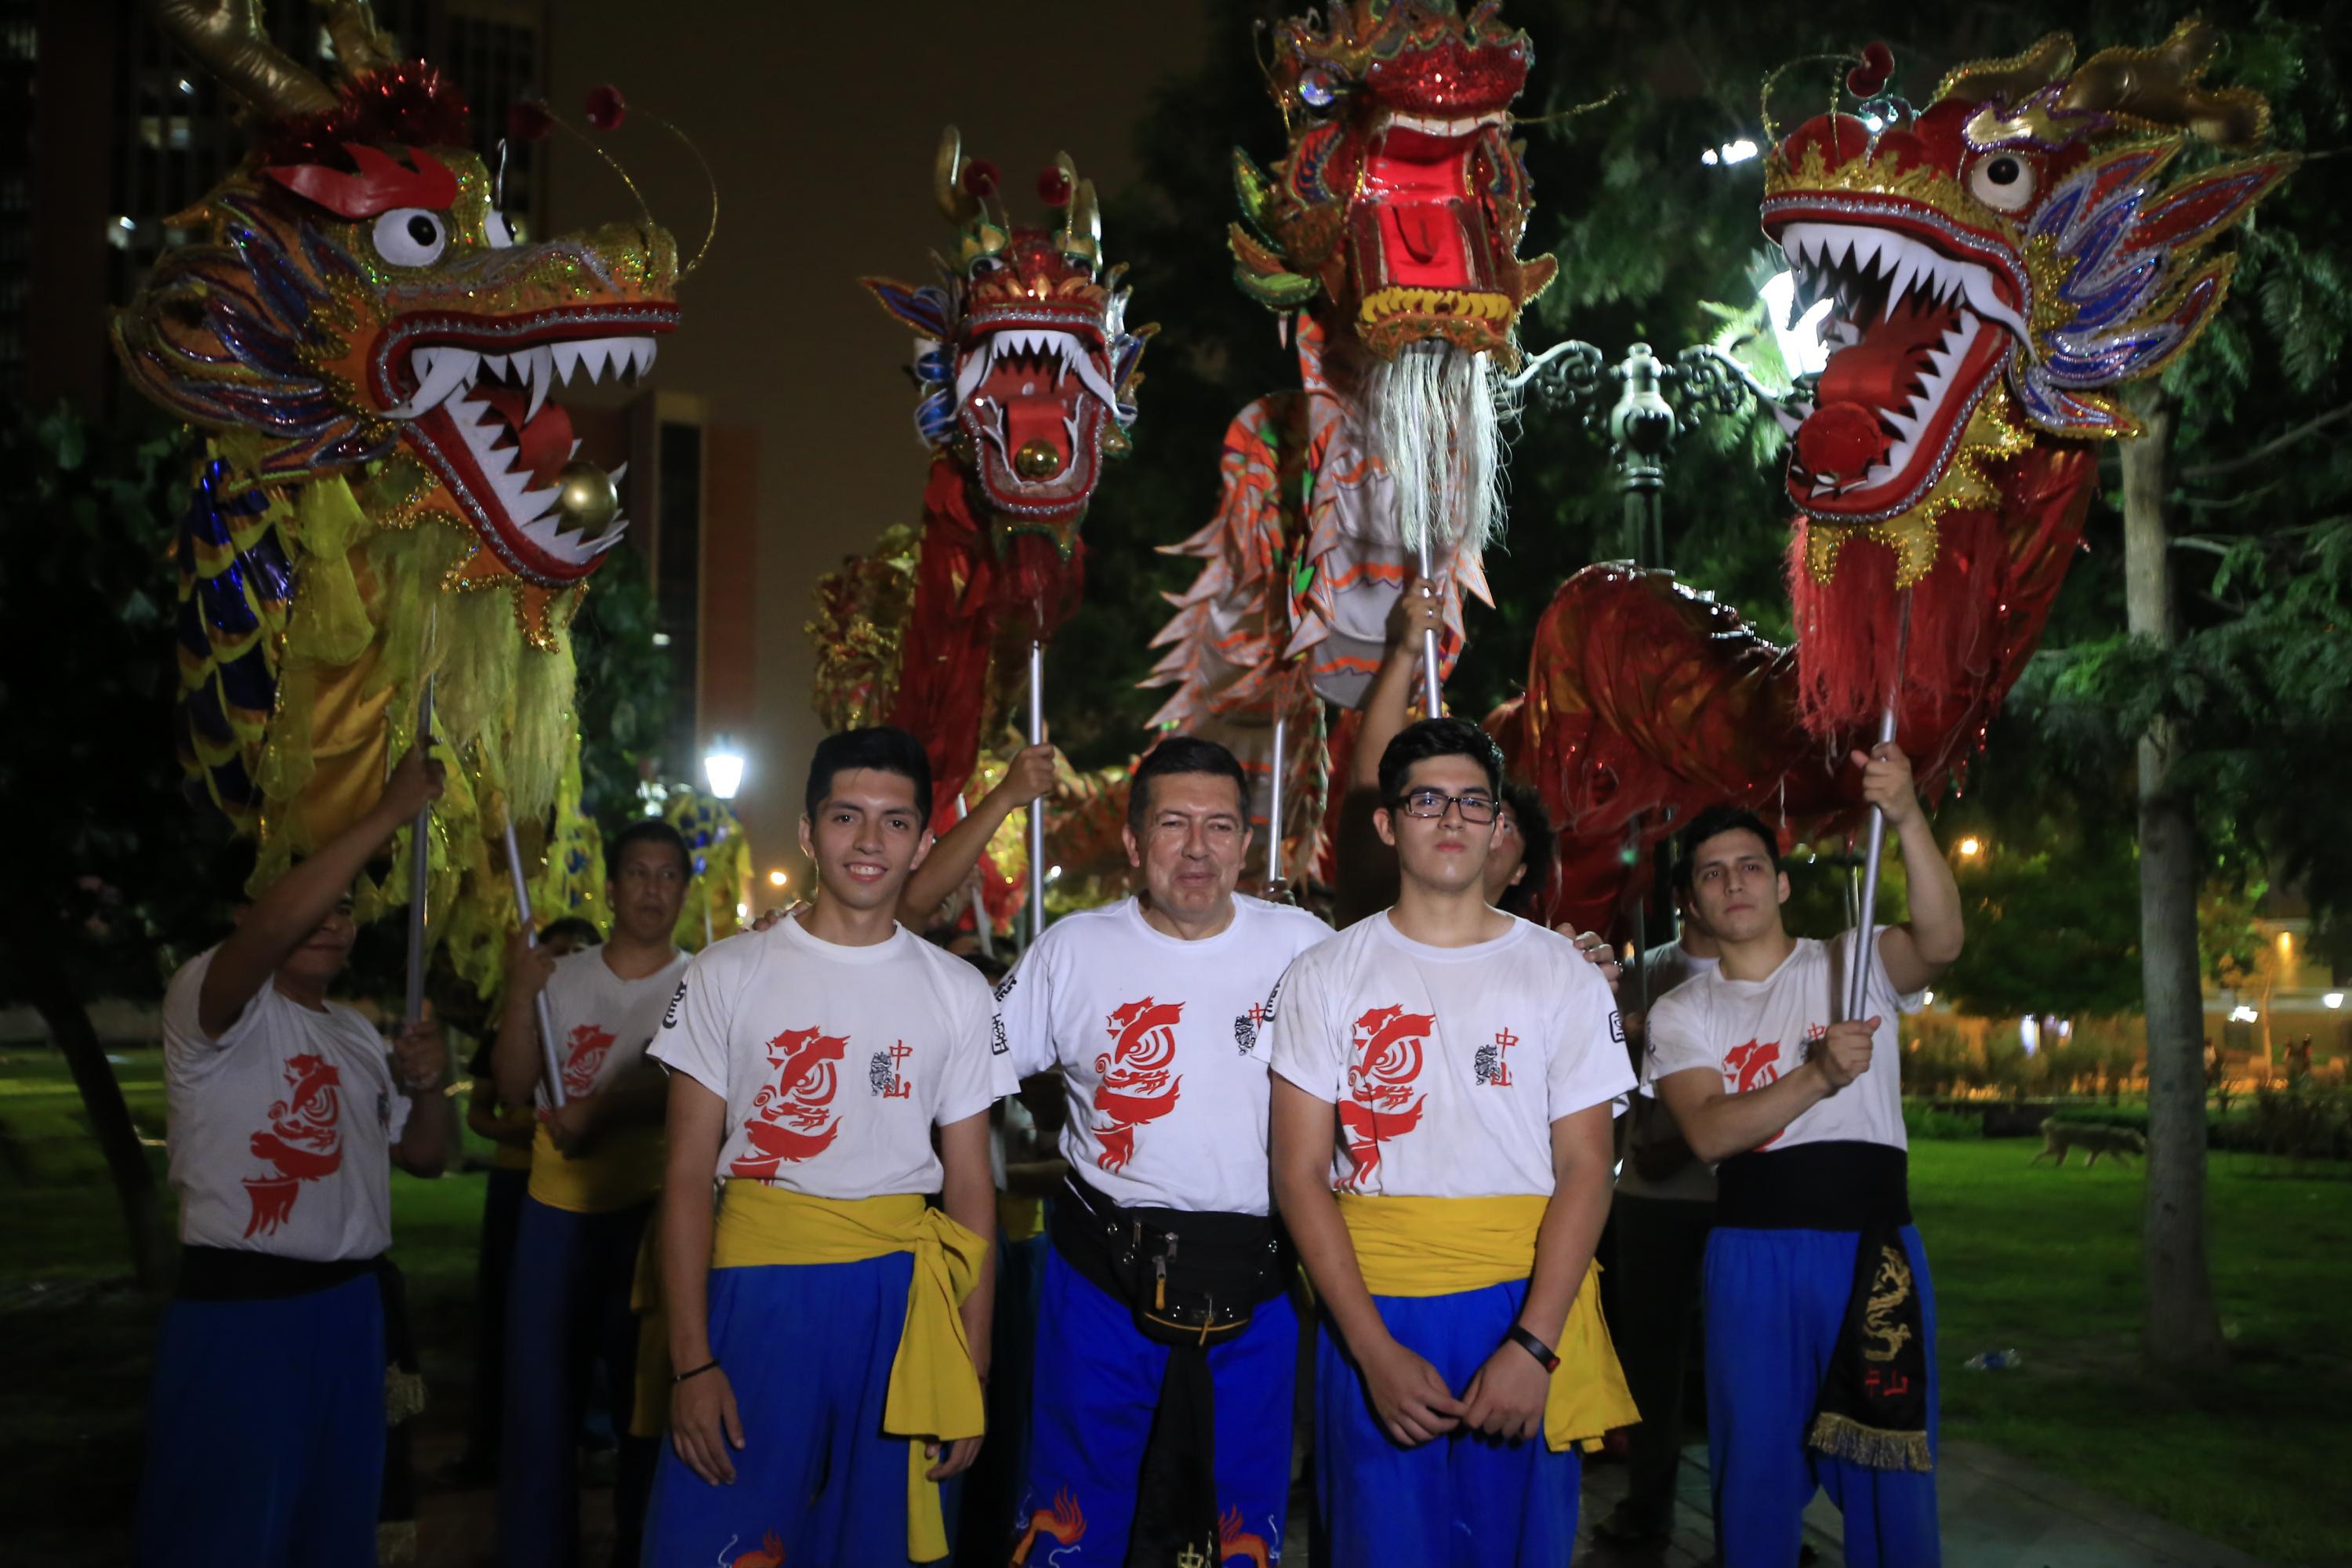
[1522,20,2294,932]
[114,0,688,993]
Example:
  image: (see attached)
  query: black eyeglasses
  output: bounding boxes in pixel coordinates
[1391,787,1499,824]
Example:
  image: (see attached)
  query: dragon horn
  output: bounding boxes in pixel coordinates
[935,125,979,227]
[314,0,399,81]
[156,0,338,118]
[1060,162,1101,268]
[2060,20,2270,151]
[1934,31,2075,108]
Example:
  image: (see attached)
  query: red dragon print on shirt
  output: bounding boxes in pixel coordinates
[1340,1005,1433,1190]
[561,1022,616,1100]
[1011,1487,1086,1564]
[731,1027,848,1179]
[243,1051,344,1236]
[1093,998,1185,1173]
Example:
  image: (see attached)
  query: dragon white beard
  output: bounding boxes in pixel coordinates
[1364,339,1517,560]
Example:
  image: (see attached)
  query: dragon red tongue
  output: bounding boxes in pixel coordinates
[477,387,575,488]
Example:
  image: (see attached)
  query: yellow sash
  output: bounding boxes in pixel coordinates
[1338,1192,1639,1453]
[526,1122,666,1214]
[711,1181,988,1563]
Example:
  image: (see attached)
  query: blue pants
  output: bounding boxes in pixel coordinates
[1012,1247,1297,1566]
[1705,1225,1940,1567]
[1315,1281,1580,1568]
[644,1254,926,1568]
[498,1196,656,1568]
[135,1272,386,1567]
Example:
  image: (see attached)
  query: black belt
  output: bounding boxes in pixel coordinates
[176,1245,379,1301]
[1716,1141,1911,1230]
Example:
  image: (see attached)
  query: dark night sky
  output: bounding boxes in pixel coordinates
[539,2,1221,876]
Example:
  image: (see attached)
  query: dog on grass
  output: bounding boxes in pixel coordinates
[2029,1120,2147,1168]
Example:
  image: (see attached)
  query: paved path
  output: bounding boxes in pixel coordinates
[413,1426,2275,1566]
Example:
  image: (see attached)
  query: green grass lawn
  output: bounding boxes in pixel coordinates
[1911,1136,2352,1563]
[4,1051,2348,1563]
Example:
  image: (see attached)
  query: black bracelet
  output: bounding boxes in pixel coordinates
[672,1358,721,1385]
[1505,1324,1560,1373]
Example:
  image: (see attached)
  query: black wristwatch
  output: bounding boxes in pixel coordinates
[1506,1323,1560,1373]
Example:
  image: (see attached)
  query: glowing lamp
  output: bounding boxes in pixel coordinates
[703,735,745,800]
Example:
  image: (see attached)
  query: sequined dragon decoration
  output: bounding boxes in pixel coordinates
[115,0,681,989]
[1145,0,1558,881]
[856,130,1150,826]
[1524,22,2293,931]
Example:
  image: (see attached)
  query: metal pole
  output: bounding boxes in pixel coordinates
[499,820,568,1107]
[956,795,994,961]
[403,677,434,1026]
[1414,533,1443,718]
[1026,640,1047,946]
[1845,594,1914,1024]
[1265,713,1287,891]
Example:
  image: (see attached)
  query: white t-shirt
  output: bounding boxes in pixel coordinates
[649,915,999,1200]
[1268,913,1634,1197]
[162,946,412,1262]
[1617,938,1722,1203]
[530,944,691,1211]
[539,945,691,1104]
[1643,932,1922,1155]
[993,895,1332,1216]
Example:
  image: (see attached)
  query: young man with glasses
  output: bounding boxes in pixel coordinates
[1269,717,1635,1566]
[992,735,1330,1566]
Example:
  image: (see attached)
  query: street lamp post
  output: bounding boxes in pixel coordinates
[702,738,746,945]
[1506,336,1778,990]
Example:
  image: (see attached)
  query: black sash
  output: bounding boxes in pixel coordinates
[1714,1143,1931,1472]
[1048,1173,1286,1568]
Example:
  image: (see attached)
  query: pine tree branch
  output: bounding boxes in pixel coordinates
[2178,403,2352,482]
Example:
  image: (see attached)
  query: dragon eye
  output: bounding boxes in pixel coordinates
[1966,153,2038,214]
[968,255,1004,278]
[373,208,449,267]
[485,212,519,249]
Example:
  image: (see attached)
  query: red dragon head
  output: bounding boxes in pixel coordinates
[1232,0,1557,362]
[1762,20,2292,586]
[111,5,679,643]
[862,129,1150,556]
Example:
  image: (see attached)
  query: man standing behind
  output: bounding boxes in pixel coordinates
[1645,746,1962,1567]
[644,727,1000,1568]
[138,746,453,1566]
[1270,718,1635,1567]
[494,823,693,1567]
[994,736,1330,1566]
[1593,895,1722,1547]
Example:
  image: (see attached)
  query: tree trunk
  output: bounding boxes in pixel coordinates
[2122,383,2228,1370]
[0,902,166,1293]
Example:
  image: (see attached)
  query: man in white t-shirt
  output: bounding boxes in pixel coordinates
[1644,750,1963,1568]
[136,746,454,1566]
[492,820,691,1568]
[1269,717,1636,1566]
[642,727,1000,1568]
[993,735,1329,1567]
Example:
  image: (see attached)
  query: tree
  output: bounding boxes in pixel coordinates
[0,401,218,1290]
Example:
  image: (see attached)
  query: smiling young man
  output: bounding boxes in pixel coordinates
[642,727,1000,1568]
[493,822,693,1568]
[1269,717,1636,1567]
[138,746,453,1567]
[1643,746,1963,1568]
[990,735,1330,1566]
